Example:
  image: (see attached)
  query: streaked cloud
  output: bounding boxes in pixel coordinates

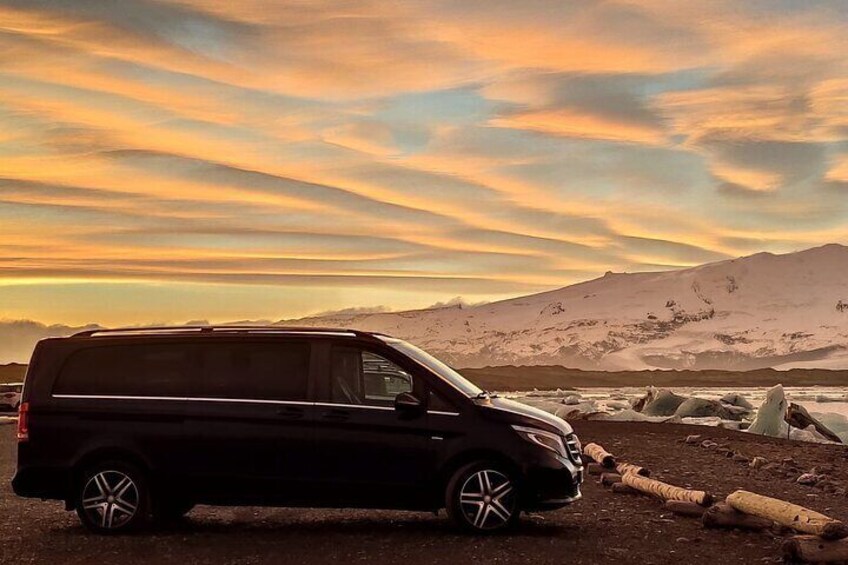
[0,0,846,332]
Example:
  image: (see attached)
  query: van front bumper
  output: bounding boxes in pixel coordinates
[520,454,583,511]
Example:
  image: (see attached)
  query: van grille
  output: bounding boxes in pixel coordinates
[565,434,582,463]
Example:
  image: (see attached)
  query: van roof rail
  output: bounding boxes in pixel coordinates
[71,325,379,339]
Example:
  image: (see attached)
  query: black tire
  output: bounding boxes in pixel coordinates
[75,460,151,534]
[445,461,520,533]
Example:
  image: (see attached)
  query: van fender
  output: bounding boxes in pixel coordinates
[67,440,154,509]
[438,449,523,493]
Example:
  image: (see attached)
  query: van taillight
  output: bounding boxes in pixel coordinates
[17,402,29,442]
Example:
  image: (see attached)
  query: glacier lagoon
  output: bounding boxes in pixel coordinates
[510,386,848,443]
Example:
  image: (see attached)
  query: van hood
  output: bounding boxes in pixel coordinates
[477,397,573,436]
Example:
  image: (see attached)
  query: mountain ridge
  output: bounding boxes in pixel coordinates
[282,244,848,370]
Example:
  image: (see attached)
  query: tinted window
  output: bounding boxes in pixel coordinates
[328,347,412,406]
[197,341,310,401]
[428,390,457,412]
[382,338,483,397]
[55,344,192,397]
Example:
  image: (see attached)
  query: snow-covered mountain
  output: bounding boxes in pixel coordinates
[284,244,848,370]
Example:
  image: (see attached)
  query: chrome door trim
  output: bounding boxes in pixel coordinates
[189,397,311,406]
[53,394,187,402]
[52,394,312,407]
[314,402,394,412]
[54,395,463,415]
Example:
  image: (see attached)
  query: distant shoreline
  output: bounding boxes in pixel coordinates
[0,364,25,383]
[3,362,847,391]
[459,365,848,391]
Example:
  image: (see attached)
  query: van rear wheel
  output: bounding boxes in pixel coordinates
[75,460,151,534]
[445,462,520,533]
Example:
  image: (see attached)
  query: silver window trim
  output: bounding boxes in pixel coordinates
[53,394,187,402]
[190,397,311,406]
[314,401,394,412]
[51,394,311,406]
[51,395,462,415]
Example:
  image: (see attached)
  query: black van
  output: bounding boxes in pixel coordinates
[12,326,583,533]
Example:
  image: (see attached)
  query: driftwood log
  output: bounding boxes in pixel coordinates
[621,473,713,506]
[726,490,848,540]
[783,535,848,563]
[663,500,707,518]
[786,403,843,444]
[702,503,772,531]
[583,443,616,468]
[600,473,622,487]
[616,462,650,477]
[611,483,638,495]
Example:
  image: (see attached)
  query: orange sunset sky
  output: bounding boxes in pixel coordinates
[1,0,847,326]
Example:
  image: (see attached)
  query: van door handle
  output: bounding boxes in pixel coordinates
[321,409,350,422]
[276,407,304,420]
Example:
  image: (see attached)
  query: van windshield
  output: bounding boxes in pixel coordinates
[380,337,484,398]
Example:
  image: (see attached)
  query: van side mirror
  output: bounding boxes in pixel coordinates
[394,391,423,415]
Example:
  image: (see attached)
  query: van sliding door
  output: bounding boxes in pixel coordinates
[181,339,316,504]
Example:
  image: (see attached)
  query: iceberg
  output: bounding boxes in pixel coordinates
[747,384,789,437]
[641,389,687,416]
[720,392,754,410]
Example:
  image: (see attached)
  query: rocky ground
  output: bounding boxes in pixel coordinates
[2,422,848,565]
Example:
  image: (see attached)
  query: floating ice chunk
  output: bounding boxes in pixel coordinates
[747,384,789,437]
[606,409,670,423]
[553,400,598,419]
[631,386,656,412]
[554,406,576,419]
[720,392,754,410]
[526,388,578,399]
[789,425,831,444]
[675,398,737,420]
[680,416,724,427]
[811,411,848,443]
[605,400,630,411]
[555,406,609,421]
[717,421,746,431]
[642,389,687,416]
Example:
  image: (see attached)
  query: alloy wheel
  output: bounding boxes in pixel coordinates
[458,469,517,530]
[81,470,140,529]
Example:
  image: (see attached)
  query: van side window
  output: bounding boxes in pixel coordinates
[328,347,412,406]
[197,341,309,401]
[428,390,457,413]
[54,345,192,397]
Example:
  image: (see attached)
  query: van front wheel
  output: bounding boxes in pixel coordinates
[445,462,520,533]
[75,460,151,534]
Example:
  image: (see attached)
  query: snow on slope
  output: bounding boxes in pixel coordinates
[284,244,848,370]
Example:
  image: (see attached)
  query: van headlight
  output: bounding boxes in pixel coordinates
[511,425,568,459]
